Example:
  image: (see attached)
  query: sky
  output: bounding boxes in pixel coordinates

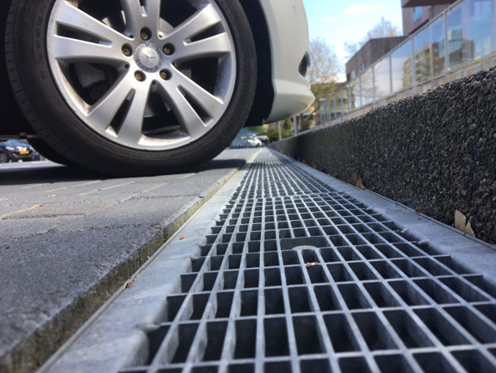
[301,0,404,68]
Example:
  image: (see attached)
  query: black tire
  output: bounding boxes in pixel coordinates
[0,152,8,163]
[28,138,73,166]
[6,0,257,175]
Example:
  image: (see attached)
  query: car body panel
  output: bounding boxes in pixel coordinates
[259,0,315,122]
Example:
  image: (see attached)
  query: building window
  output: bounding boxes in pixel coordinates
[413,7,423,22]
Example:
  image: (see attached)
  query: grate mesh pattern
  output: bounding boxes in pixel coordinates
[121,151,496,373]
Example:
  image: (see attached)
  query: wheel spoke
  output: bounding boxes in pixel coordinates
[117,88,149,146]
[87,74,135,131]
[166,4,222,44]
[156,80,207,138]
[120,0,144,33]
[144,0,162,34]
[174,32,231,62]
[54,1,128,45]
[51,35,123,63]
[174,71,224,119]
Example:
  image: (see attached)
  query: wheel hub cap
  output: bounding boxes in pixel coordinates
[135,43,162,72]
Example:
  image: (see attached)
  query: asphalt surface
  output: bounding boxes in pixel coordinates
[0,148,259,373]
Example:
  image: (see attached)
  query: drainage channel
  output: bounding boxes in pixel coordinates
[42,149,496,373]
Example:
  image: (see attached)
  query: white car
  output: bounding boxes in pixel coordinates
[1,0,314,175]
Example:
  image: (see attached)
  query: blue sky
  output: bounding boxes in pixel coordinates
[301,0,404,65]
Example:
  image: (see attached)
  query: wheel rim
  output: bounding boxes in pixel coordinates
[47,0,236,151]
[0,153,7,163]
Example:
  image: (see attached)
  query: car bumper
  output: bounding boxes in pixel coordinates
[10,152,34,160]
[259,0,315,122]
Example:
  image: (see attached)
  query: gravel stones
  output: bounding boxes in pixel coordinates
[271,67,496,244]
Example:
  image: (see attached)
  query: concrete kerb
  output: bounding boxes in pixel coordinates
[0,149,261,373]
[39,154,260,373]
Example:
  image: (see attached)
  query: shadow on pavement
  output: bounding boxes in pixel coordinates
[0,158,248,186]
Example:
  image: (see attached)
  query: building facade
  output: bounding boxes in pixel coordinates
[325,0,496,124]
[346,0,458,83]
[403,1,457,35]
[346,37,406,82]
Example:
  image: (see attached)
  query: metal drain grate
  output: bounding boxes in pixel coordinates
[121,151,496,373]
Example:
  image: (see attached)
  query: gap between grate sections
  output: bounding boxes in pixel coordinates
[121,150,496,373]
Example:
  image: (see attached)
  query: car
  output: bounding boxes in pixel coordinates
[247,137,263,148]
[257,135,270,145]
[0,0,314,175]
[0,139,36,163]
[230,133,262,149]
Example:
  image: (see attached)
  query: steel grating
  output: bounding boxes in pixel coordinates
[118,151,496,373]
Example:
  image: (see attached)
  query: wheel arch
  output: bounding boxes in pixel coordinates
[1,0,35,140]
[238,0,274,127]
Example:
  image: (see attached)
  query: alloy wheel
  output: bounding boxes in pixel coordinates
[47,0,236,151]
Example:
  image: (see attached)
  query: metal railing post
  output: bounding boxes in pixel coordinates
[389,55,393,94]
[328,99,331,122]
[322,99,326,123]
[333,95,337,119]
[359,75,362,107]
[412,36,417,85]
[372,67,376,101]
[348,84,352,111]
[492,0,496,52]
[444,11,450,72]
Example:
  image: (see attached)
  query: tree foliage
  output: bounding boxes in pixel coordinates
[254,120,294,143]
[344,17,402,59]
[366,17,402,39]
[311,82,341,102]
[307,38,340,84]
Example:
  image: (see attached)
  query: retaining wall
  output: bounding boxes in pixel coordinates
[271,68,496,244]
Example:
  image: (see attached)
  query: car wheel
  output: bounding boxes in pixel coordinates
[28,138,73,166]
[0,152,8,163]
[6,0,256,175]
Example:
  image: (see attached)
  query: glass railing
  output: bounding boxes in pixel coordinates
[321,0,496,124]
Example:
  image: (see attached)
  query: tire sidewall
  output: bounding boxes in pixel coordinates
[0,152,8,163]
[8,0,256,174]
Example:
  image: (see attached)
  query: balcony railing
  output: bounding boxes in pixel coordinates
[321,0,496,124]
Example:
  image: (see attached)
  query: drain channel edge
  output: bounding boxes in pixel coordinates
[42,149,496,373]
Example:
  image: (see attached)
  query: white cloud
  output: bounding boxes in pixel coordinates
[323,17,335,23]
[344,4,384,14]
[337,29,348,35]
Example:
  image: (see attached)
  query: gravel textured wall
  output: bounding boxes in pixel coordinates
[271,68,496,244]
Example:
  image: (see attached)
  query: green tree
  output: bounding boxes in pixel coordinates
[307,38,340,84]
[300,39,341,131]
[258,120,294,143]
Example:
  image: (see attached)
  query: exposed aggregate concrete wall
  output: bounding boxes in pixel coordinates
[271,68,496,244]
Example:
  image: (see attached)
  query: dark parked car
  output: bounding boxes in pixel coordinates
[0,139,36,163]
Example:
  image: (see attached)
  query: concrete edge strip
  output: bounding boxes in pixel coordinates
[38,152,260,373]
[3,150,260,373]
[271,149,496,289]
